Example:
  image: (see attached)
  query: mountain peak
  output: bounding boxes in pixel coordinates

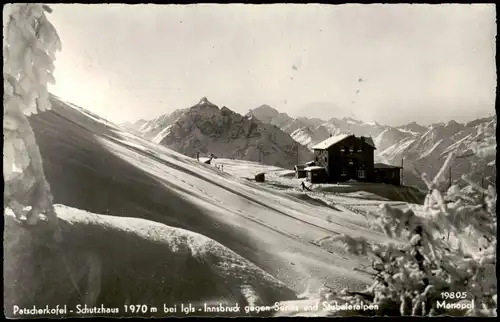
[446,120,460,126]
[198,97,211,105]
[190,97,218,110]
[253,104,279,114]
[397,121,428,134]
[250,104,293,128]
[341,117,362,125]
[366,120,380,126]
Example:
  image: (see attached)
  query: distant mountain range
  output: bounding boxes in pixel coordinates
[122,102,496,190]
[247,105,496,190]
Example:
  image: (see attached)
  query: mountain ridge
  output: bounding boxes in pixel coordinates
[246,105,495,190]
[122,102,495,190]
[122,98,314,169]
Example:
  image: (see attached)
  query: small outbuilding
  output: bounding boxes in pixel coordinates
[304,166,328,184]
[294,165,307,179]
[374,163,402,186]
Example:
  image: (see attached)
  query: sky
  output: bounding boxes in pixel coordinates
[46,3,496,126]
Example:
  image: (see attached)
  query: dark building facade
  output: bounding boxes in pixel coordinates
[374,163,402,186]
[305,166,328,183]
[312,134,377,183]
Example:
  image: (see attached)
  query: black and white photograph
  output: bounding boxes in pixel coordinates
[3,3,497,318]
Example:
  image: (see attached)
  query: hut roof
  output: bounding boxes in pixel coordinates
[304,166,325,171]
[374,162,402,169]
[311,134,376,150]
[311,134,353,150]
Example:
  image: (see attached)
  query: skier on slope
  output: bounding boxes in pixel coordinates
[301,181,312,192]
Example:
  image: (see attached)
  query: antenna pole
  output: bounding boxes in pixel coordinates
[449,166,452,189]
[297,143,299,165]
[401,158,404,186]
[482,177,485,200]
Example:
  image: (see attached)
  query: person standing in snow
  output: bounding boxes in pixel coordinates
[196,152,200,161]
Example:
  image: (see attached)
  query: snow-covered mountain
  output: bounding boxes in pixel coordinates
[323,117,387,138]
[248,106,495,191]
[249,105,324,135]
[250,109,388,151]
[396,121,428,135]
[290,125,330,150]
[123,101,495,190]
[120,119,148,134]
[249,106,387,149]
[373,127,414,153]
[121,98,313,169]
[248,104,294,128]
[121,108,189,143]
[377,117,496,190]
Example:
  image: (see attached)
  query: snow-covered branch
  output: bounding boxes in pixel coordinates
[320,147,497,317]
[3,3,62,231]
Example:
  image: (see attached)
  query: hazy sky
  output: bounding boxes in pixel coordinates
[46,4,496,126]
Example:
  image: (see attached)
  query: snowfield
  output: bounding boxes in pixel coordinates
[4,207,297,318]
[7,94,429,316]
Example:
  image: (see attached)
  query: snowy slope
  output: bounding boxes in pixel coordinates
[24,94,418,311]
[373,127,414,153]
[290,127,314,147]
[23,94,492,316]
[139,108,188,141]
[4,206,297,318]
[290,125,330,150]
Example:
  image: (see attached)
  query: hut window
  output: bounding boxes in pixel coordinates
[340,146,345,152]
[357,146,363,152]
[357,170,366,178]
[341,168,347,176]
[349,146,354,153]
[324,157,327,163]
